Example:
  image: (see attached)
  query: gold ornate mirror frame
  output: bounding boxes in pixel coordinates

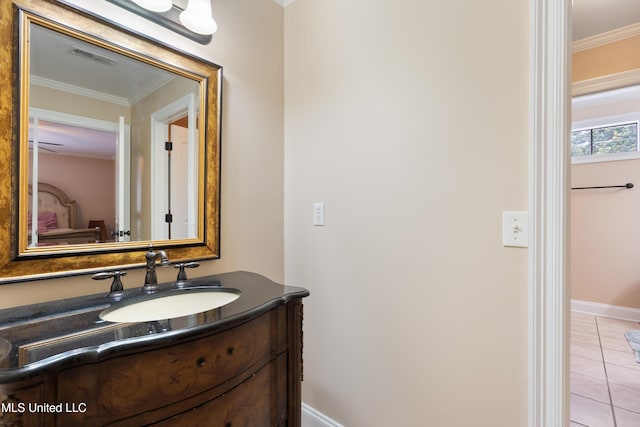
[0,0,221,283]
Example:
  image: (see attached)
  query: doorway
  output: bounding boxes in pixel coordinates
[531,1,640,425]
[149,93,199,241]
[27,108,127,245]
[568,3,640,424]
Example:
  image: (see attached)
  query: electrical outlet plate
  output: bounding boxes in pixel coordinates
[502,211,528,248]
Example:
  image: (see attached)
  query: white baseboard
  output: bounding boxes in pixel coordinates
[302,403,344,427]
[571,299,640,323]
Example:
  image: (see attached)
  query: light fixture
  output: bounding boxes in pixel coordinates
[105,0,215,44]
[131,0,172,13]
[179,0,218,35]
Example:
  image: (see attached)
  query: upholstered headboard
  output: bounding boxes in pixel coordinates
[27,183,77,229]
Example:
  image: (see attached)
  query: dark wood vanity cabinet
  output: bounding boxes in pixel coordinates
[0,374,53,427]
[0,299,304,427]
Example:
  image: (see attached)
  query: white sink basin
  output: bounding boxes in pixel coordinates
[100,288,241,323]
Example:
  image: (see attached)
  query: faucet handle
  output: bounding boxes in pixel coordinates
[92,271,127,300]
[174,262,200,285]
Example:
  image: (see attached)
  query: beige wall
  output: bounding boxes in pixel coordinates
[284,0,529,425]
[571,160,640,308]
[0,0,284,306]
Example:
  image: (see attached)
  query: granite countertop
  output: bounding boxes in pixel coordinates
[0,271,309,381]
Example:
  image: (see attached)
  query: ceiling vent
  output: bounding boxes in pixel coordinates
[70,45,118,66]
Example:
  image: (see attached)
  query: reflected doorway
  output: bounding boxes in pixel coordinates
[150,93,199,241]
[27,109,128,246]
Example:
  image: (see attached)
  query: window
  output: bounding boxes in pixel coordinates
[571,122,638,158]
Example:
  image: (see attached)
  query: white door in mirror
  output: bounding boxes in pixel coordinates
[502,211,528,248]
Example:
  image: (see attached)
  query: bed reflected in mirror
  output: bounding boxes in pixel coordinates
[28,183,102,246]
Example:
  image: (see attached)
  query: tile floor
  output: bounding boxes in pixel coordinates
[570,311,640,426]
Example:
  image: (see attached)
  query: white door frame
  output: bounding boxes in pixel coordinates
[115,116,131,242]
[529,0,571,426]
[149,93,198,240]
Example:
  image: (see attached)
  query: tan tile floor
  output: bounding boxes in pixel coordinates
[571,311,640,427]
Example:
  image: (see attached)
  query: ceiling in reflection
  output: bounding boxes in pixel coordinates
[28,120,116,159]
[30,24,174,105]
[573,0,640,41]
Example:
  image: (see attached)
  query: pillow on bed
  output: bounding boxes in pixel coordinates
[28,212,58,231]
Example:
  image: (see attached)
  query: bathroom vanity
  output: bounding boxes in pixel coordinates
[0,272,309,426]
[0,2,307,425]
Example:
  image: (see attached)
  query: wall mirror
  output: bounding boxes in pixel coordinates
[0,0,221,283]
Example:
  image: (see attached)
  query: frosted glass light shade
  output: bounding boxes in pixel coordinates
[180,0,218,35]
[131,0,172,12]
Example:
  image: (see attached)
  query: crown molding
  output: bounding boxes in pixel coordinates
[572,68,640,97]
[573,22,640,53]
[30,74,174,107]
[30,75,130,106]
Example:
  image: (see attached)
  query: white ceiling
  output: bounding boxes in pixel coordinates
[573,0,640,40]
[29,119,117,160]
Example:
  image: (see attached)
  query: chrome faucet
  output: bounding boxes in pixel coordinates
[143,247,169,293]
[92,270,127,300]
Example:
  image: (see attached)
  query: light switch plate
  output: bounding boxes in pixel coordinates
[313,202,325,226]
[502,211,528,248]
